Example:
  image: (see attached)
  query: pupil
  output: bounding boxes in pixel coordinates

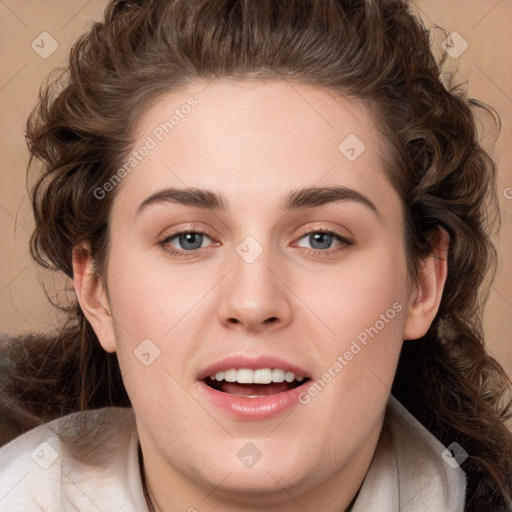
[310,233,332,250]
[179,233,203,250]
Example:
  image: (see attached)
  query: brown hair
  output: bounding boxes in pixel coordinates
[2,0,511,510]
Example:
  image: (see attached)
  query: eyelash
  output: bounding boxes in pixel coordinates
[159,228,353,258]
[295,228,353,256]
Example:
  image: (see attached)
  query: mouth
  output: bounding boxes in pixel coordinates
[204,368,310,398]
[197,357,313,420]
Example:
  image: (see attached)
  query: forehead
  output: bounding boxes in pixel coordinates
[112,79,397,216]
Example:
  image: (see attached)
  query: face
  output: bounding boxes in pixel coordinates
[79,80,427,507]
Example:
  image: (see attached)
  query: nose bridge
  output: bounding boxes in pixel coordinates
[216,235,293,331]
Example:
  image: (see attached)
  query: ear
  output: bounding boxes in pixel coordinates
[403,227,450,341]
[72,243,117,353]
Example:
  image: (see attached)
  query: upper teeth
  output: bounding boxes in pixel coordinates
[210,368,304,384]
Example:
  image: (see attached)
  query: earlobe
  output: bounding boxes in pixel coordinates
[72,244,117,353]
[403,227,450,341]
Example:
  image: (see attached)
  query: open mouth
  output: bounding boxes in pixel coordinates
[203,368,310,398]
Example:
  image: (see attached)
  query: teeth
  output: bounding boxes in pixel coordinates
[208,368,305,384]
[237,369,253,384]
[271,369,285,382]
[253,368,272,384]
[224,369,237,382]
[284,371,295,383]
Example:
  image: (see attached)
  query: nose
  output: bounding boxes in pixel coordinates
[216,246,293,333]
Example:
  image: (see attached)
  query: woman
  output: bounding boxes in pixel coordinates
[1,0,511,510]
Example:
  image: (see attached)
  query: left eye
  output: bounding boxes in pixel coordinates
[296,231,346,250]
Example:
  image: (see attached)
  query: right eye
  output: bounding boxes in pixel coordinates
[160,230,216,254]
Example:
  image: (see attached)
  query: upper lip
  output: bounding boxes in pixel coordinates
[197,354,311,381]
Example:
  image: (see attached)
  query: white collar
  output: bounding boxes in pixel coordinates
[0,396,465,511]
[351,395,466,511]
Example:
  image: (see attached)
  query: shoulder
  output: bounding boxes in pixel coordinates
[0,407,148,511]
[352,395,466,511]
[386,395,466,510]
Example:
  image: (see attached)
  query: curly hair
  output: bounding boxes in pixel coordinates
[2,0,511,510]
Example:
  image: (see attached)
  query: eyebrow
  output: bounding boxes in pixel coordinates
[135,186,379,216]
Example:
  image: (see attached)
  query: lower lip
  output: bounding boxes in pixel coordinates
[198,380,312,421]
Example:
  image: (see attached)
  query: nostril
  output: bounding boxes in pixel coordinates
[226,317,277,325]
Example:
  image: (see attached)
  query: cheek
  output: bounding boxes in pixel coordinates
[102,247,191,386]
[300,248,409,344]
[105,241,209,336]
[296,249,409,406]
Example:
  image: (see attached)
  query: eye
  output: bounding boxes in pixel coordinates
[159,228,351,257]
[296,230,352,252]
[162,231,214,252]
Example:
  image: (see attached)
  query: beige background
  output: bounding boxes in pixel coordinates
[0,1,511,377]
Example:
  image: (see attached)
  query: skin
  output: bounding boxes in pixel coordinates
[73,80,448,512]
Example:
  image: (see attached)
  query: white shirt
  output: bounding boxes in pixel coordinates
[0,395,466,511]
